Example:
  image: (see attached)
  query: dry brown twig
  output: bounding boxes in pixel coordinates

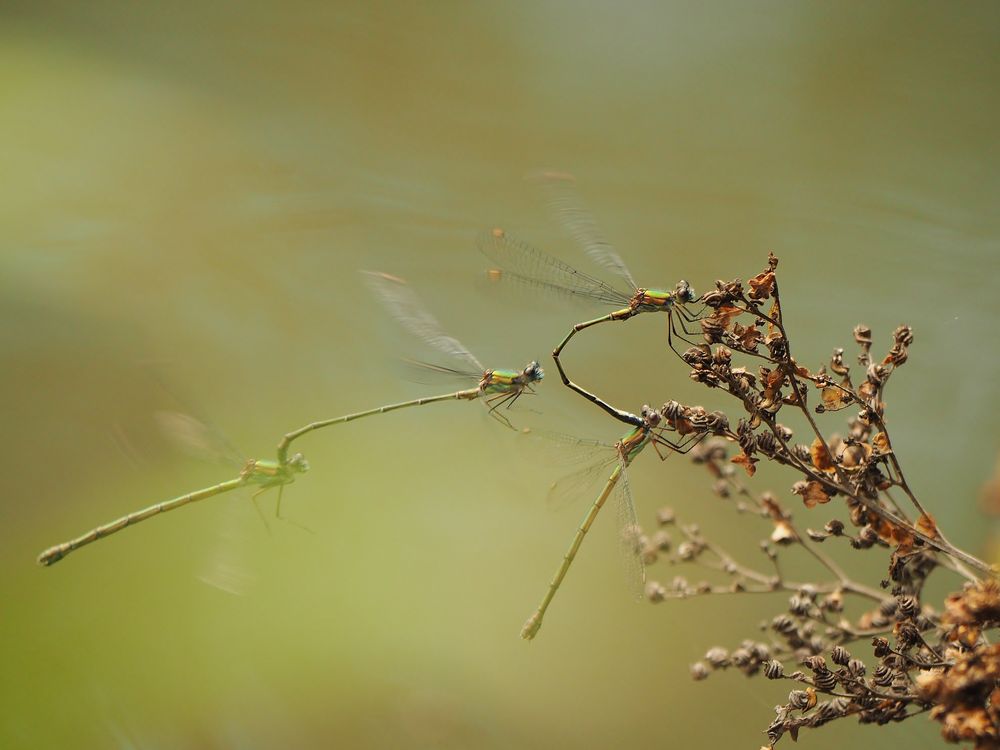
[636,253,999,748]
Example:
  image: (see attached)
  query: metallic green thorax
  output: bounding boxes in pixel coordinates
[633,288,675,310]
[481,362,544,394]
[483,369,521,393]
[618,425,652,465]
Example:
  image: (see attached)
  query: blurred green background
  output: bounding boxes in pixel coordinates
[2,2,999,748]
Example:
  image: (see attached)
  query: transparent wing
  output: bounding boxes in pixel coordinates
[515,428,616,509]
[520,427,614,467]
[531,170,639,291]
[398,358,484,387]
[363,270,485,373]
[546,453,619,511]
[153,411,244,468]
[153,411,259,596]
[197,493,258,596]
[614,463,647,599]
[478,228,632,307]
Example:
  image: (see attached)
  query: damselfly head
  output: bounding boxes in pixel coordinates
[288,453,310,473]
[675,280,696,304]
[641,404,661,428]
[523,360,545,383]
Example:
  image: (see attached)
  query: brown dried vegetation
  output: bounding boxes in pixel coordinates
[641,254,998,747]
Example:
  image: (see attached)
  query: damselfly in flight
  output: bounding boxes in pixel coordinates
[479,172,701,416]
[276,272,543,464]
[37,413,308,566]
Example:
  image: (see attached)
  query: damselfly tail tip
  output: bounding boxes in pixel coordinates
[521,612,542,640]
[490,227,505,239]
[37,547,62,566]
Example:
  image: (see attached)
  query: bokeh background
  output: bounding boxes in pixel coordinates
[3,2,999,748]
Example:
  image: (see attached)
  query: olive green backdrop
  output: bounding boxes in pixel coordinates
[2,2,998,748]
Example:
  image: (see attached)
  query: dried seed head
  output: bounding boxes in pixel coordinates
[763,660,785,680]
[731,648,752,668]
[822,590,844,613]
[789,594,813,616]
[656,507,676,526]
[802,655,827,671]
[872,637,891,658]
[813,669,838,692]
[712,346,733,365]
[788,689,814,710]
[651,530,671,552]
[847,658,866,677]
[775,423,794,442]
[705,647,730,668]
[872,663,893,687]
[766,332,788,360]
[677,542,699,561]
[793,443,813,463]
[701,317,726,344]
[772,614,797,635]
[690,662,710,681]
[893,325,914,347]
[645,581,666,603]
[824,519,845,536]
[854,324,873,366]
[830,646,851,666]
[896,595,919,619]
[879,598,899,617]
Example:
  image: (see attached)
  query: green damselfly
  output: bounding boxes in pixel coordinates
[479,172,700,418]
[37,423,308,566]
[521,405,687,640]
[276,271,543,464]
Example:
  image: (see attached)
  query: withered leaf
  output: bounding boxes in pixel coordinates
[810,438,836,473]
[731,451,758,477]
[872,432,891,455]
[821,386,851,412]
[771,519,797,545]
[733,322,763,351]
[800,481,831,508]
[748,270,776,300]
[713,305,742,330]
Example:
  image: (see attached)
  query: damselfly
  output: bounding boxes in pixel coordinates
[479,172,700,417]
[37,413,308,566]
[521,405,699,640]
[276,271,543,464]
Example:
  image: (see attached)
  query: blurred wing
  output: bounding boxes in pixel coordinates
[478,228,631,306]
[197,493,258,596]
[613,463,646,599]
[153,411,244,467]
[363,270,485,373]
[531,170,638,291]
